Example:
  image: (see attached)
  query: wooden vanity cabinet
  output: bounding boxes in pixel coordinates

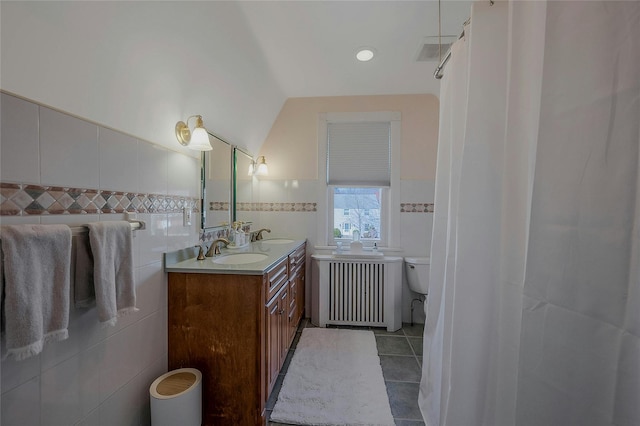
[168,242,305,426]
[265,259,290,396]
[288,244,306,342]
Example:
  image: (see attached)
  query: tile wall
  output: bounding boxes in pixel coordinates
[0,92,201,426]
[254,178,434,324]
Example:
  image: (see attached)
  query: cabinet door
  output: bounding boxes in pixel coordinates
[288,278,298,344]
[266,290,282,394]
[278,284,290,364]
[296,266,305,325]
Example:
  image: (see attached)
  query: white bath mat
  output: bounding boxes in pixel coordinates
[270,328,395,425]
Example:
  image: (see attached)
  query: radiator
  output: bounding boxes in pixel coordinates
[312,255,403,331]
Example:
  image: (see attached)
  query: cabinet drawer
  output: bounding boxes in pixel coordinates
[289,245,306,275]
[267,258,288,301]
[289,279,297,310]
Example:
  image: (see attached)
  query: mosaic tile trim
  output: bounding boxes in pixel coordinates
[211,201,433,213]
[236,202,318,212]
[208,201,230,211]
[0,182,199,216]
[401,203,434,213]
[200,227,228,243]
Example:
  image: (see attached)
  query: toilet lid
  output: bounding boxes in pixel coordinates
[404,256,430,265]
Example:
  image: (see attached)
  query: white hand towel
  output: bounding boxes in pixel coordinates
[0,224,72,360]
[73,234,95,308]
[87,221,137,325]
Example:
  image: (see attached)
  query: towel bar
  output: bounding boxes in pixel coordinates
[0,219,146,238]
[69,219,146,237]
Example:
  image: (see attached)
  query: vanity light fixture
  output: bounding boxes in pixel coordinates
[255,156,268,176]
[247,160,255,176]
[356,47,376,62]
[175,115,213,151]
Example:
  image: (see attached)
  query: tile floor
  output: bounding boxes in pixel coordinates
[267,319,426,426]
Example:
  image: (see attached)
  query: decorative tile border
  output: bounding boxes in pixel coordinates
[235,202,318,212]
[0,182,199,216]
[208,201,230,211]
[400,203,434,213]
[211,201,434,213]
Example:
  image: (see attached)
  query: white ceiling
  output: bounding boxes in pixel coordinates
[1,1,472,155]
[238,0,472,97]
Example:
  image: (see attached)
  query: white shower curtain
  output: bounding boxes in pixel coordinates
[421,1,640,425]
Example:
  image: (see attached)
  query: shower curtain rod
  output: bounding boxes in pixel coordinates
[434,0,493,80]
[433,17,470,80]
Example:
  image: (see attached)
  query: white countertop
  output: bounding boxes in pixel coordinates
[164,238,306,275]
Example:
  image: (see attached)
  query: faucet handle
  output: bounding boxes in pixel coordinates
[196,245,206,261]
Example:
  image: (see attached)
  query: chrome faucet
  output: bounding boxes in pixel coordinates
[205,238,230,257]
[252,228,271,242]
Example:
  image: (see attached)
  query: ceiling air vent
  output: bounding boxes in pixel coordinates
[416,36,458,62]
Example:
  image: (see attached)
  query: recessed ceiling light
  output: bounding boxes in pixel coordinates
[356,48,375,62]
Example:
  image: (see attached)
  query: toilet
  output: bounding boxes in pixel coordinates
[404,257,430,324]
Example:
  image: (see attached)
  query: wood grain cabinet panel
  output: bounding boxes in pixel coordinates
[168,242,305,426]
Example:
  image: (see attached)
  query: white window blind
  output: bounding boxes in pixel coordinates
[327,122,391,186]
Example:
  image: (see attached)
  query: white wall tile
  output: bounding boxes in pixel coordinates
[137,310,167,371]
[40,107,99,188]
[400,179,435,202]
[137,213,168,266]
[99,375,141,426]
[79,344,103,418]
[400,212,431,257]
[258,179,287,201]
[136,262,166,318]
[167,212,197,252]
[99,325,139,402]
[73,308,109,352]
[1,93,40,184]
[167,151,200,197]
[1,376,41,426]
[0,96,195,426]
[40,308,83,372]
[98,127,138,193]
[41,354,83,425]
[75,407,100,426]
[138,141,168,195]
[1,351,40,394]
[0,216,40,225]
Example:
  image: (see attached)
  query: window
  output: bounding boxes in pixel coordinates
[332,187,382,242]
[317,111,401,248]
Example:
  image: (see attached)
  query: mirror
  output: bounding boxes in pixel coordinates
[234,148,256,225]
[202,136,232,229]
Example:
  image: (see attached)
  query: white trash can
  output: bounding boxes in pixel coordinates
[149,368,202,426]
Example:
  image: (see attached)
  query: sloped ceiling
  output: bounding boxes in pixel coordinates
[0,1,470,156]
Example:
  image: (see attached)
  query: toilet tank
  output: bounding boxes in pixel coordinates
[404,257,430,295]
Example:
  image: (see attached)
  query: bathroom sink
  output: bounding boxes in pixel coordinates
[213,253,268,265]
[260,239,294,244]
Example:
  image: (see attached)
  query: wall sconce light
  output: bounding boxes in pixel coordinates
[255,156,268,176]
[247,161,255,176]
[175,115,213,151]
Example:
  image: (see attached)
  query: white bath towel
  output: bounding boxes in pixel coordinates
[87,221,137,325]
[73,234,95,308]
[0,224,72,360]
